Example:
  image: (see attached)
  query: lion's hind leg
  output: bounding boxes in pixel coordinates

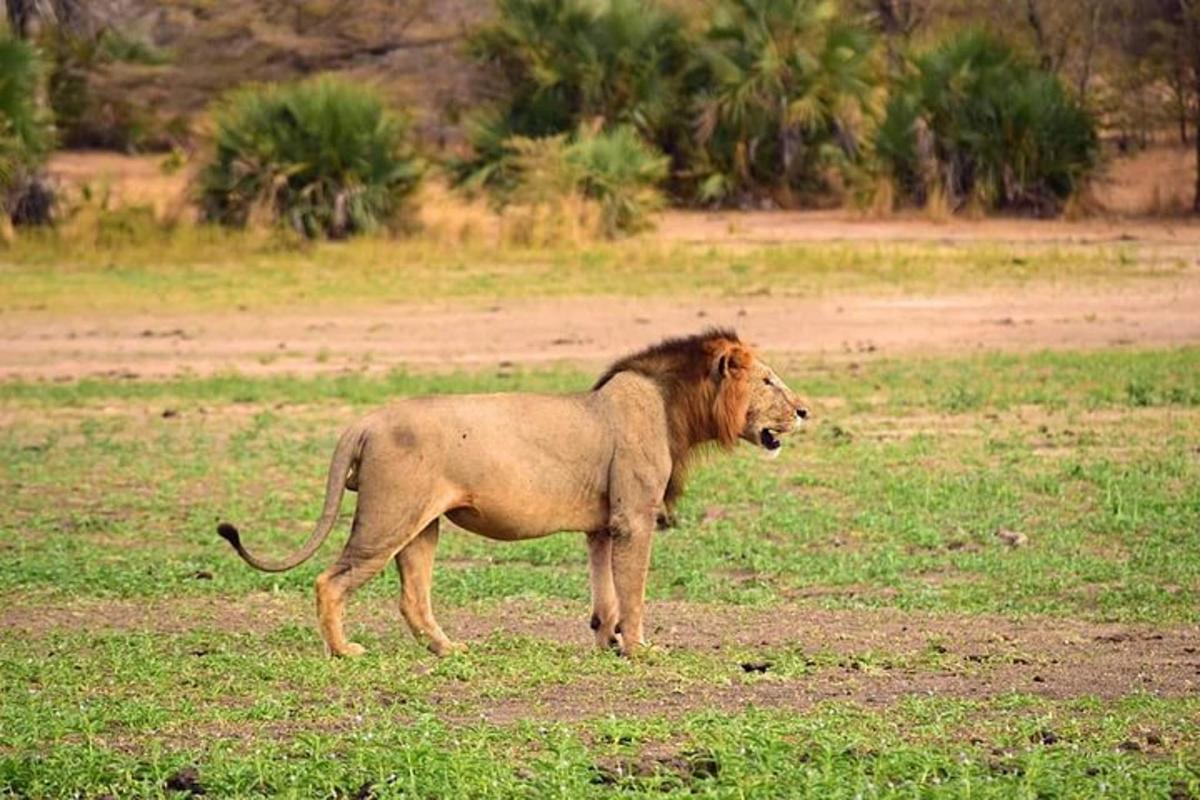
[587,530,621,651]
[395,519,464,657]
[316,485,450,658]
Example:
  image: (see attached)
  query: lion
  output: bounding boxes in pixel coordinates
[217,329,809,658]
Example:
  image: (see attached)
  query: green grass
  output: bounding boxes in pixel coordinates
[3,347,1199,796]
[0,225,1185,312]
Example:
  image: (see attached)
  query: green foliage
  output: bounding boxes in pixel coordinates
[457,0,690,192]
[97,30,171,66]
[568,124,668,234]
[690,0,878,205]
[45,31,173,152]
[0,35,53,203]
[483,124,667,237]
[876,30,1098,214]
[459,0,877,207]
[198,76,424,239]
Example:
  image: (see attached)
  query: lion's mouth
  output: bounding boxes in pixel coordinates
[759,428,782,451]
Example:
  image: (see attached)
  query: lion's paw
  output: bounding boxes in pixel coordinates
[338,642,367,658]
[433,640,468,657]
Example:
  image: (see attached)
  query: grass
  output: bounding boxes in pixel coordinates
[2,347,1199,796]
[0,221,1188,313]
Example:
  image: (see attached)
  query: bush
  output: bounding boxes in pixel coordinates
[198,76,424,239]
[457,0,690,191]
[45,32,167,152]
[500,124,667,237]
[689,0,878,206]
[0,35,54,224]
[876,30,1097,215]
[567,124,667,234]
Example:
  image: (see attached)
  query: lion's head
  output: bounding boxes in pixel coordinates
[705,335,809,458]
[595,329,810,461]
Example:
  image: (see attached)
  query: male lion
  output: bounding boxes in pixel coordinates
[217,329,808,658]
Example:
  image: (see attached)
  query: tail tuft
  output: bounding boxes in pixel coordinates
[216,522,241,548]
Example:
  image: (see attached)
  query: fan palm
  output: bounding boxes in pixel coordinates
[692,0,877,203]
[198,76,424,238]
[876,30,1096,213]
[0,35,52,200]
[459,0,689,190]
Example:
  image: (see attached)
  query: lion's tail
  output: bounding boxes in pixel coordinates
[217,423,366,573]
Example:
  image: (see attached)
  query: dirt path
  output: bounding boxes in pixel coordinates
[659,207,1200,247]
[2,279,1199,380]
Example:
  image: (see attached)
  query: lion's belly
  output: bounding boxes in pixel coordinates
[445,492,609,540]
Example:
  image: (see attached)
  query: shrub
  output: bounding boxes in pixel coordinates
[689,0,878,206]
[567,124,667,234]
[0,35,54,223]
[876,30,1097,215]
[457,0,690,191]
[45,32,166,152]
[500,124,667,238]
[198,76,423,239]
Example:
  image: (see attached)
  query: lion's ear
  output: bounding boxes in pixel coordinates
[712,343,750,381]
[713,345,751,447]
[715,353,731,379]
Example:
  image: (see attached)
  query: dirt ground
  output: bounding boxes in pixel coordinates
[3,279,1199,380]
[10,150,1200,378]
[5,594,1197,721]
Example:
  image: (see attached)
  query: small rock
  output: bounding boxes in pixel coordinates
[165,766,205,795]
[1117,739,1142,753]
[996,528,1028,547]
[1030,729,1059,746]
[740,661,771,674]
[162,408,179,419]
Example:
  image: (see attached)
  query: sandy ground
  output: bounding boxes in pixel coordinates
[10,150,1200,378]
[2,279,1199,380]
[657,208,1200,247]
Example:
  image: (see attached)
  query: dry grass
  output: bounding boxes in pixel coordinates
[1093,143,1197,216]
[47,151,196,223]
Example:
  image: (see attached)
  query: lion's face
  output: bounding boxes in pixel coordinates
[738,358,809,457]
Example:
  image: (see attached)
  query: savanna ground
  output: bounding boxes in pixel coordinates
[2,179,1200,796]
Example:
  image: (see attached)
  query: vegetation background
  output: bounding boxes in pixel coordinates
[1,0,1198,238]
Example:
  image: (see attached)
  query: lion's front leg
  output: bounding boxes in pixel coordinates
[609,508,656,658]
[586,530,620,650]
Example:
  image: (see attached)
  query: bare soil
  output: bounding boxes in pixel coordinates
[5,595,1197,721]
[4,279,1200,380]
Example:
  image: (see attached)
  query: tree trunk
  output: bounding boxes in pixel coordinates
[1025,0,1053,71]
[1194,91,1200,212]
[1188,0,1200,211]
[1077,0,1101,101]
[5,0,35,37]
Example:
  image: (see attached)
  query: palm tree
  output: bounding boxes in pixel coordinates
[0,34,53,217]
[459,0,689,190]
[692,0,877,203]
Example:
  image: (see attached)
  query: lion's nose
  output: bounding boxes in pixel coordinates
[796,406,809,420]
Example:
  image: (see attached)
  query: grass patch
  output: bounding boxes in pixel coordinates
[2,347,1197,616]
[2,347,1198,796]
[0,228,1180,313]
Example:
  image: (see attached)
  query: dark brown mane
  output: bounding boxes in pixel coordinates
[594,329,753,506]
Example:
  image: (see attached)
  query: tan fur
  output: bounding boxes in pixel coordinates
[219,330,809,658]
